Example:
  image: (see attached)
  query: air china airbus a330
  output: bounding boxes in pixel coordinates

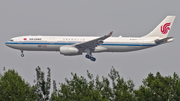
[5,16,175,61]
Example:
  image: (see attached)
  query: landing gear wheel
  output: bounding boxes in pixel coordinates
[90,57,96,61]
[85,54,90,59]
[21,54,24,57]
[85,50,96,61]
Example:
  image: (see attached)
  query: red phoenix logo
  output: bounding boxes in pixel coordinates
[161,23,171,34]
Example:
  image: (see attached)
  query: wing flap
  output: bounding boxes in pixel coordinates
[75,31,113,50]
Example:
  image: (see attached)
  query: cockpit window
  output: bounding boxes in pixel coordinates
[10,39,14,41]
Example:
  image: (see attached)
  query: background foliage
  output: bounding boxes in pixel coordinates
[0,66,180,101]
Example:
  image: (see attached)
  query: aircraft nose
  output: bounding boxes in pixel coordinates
[5,41,11,47]
[5,41,18,49]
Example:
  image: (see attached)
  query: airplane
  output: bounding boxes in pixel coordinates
[5,16,175,61]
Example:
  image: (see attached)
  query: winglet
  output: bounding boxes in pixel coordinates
[109,31,113,35]
[107,31,113,37]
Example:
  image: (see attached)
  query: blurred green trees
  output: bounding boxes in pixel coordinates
[51,68,135,101]
[134,72,180,101]
[33,66,51,101]
[0,66,180,101]
[0,68,37,101]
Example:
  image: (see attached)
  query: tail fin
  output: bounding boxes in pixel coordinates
[142,16,176,38]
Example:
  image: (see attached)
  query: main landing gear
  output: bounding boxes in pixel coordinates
[85,48,96,61]
[85,53,96,62]
[21,50,24,57]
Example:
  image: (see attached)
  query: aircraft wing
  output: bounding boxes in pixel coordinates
[75,31,113,50]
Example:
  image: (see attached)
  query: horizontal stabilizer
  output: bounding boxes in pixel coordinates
[155,37,173,44]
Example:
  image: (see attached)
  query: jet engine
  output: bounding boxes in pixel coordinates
[60,46,81,56]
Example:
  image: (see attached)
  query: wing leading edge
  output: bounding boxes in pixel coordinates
[74,31,113,50]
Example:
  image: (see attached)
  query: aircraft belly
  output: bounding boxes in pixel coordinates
[6,41,155,53]
[102,46,152,52]
[25,45,60,51]
[7,44,60,51]
[94,46,108,52]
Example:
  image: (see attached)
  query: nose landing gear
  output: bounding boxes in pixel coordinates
[21,50,24,57]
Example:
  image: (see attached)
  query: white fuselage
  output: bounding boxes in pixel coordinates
[5,35,157,53]
[4,16,175,61]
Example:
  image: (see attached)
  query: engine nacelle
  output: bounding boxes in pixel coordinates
[60,46,81,56]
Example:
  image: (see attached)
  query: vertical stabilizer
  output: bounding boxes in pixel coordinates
[142,16,175,38]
